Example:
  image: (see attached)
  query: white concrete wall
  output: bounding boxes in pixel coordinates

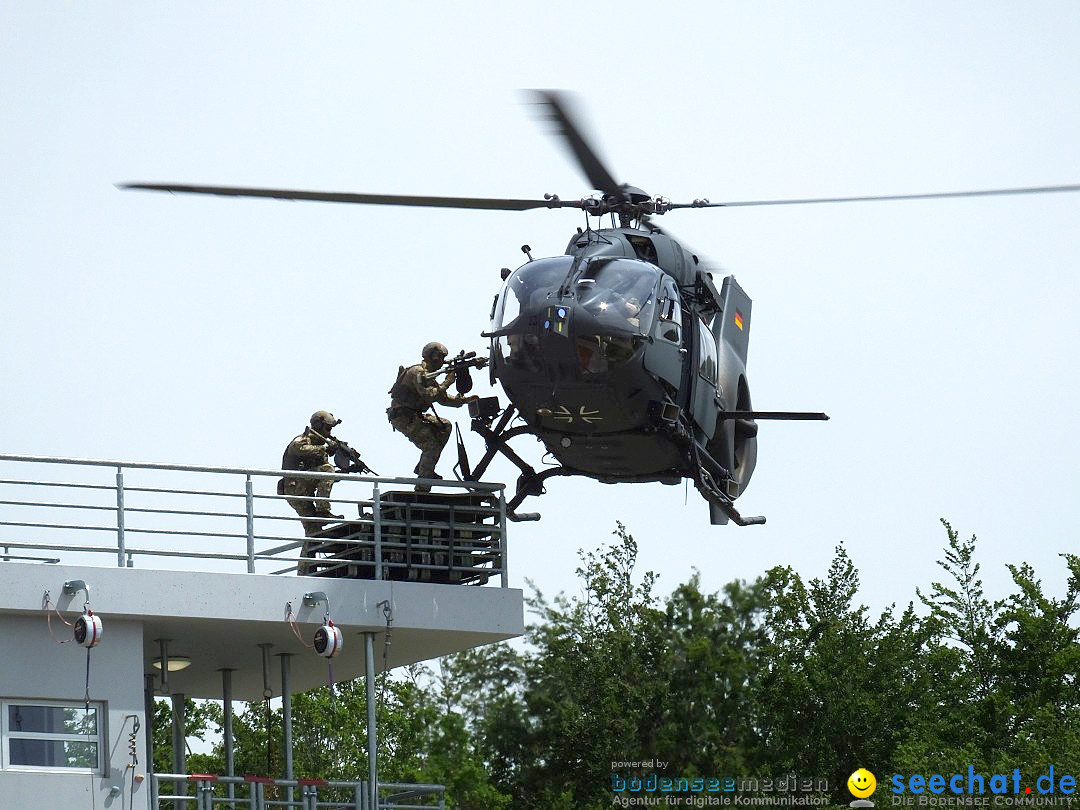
[0,615,147,810]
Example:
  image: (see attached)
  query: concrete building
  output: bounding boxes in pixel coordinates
[0,453,524,809]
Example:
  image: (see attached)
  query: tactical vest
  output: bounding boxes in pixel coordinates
[388,364,430,412]
[281,430,325,471]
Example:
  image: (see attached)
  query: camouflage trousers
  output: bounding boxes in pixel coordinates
[388,408,451,481]
[279,464,336,536]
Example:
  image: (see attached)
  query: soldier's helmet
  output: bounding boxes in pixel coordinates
[422,342,449,362]
[310,410,342,430]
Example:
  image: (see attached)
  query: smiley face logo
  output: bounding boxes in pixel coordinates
[847,768,877,798]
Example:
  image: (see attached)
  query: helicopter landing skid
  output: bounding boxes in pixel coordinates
[455,403,575,522]
[688,442,765,527]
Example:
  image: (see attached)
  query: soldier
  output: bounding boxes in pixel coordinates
[388,342,475,491]
[279,410,344,536]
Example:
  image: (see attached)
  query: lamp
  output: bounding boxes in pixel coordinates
[152,656,192,672]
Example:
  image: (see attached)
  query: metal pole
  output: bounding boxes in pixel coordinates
[221,669,236,806]
[372,482,382,580]
[364,632,378,809]
[157,638,172,694]
[246,474,256,573]
[116,467,126,567]
[171,692,187,810]
[144,674,156,784]
[259,643,274,790]
[259,644,273,697]
[498,491,508,588]
[279,654,294,807]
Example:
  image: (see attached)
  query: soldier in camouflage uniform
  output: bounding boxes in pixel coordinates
[279,411,344,536]
[388,342,475,491]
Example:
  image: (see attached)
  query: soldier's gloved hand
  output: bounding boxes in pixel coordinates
[444,370,457,385]
[324,439,339,453]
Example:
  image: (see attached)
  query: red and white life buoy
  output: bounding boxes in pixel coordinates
[74,611,103,648]
[313,622,343,658]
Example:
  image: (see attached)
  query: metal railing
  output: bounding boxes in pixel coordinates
[0,454,508,586]
[151,773,446,809]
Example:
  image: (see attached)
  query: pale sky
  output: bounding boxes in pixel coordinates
[2,2,1079,614]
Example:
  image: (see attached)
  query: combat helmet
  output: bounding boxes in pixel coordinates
[422,342,448,362]
[310,410,341,430]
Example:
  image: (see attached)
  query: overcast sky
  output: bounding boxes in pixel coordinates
[2,2,1079,614]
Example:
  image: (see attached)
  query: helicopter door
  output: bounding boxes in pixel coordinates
[691,317,719,437]
[642,277,683,388]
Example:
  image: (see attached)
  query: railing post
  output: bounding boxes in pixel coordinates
[372,482,382,581]
[116,466,126,567]
[498,490,508,588]
[355,781,366,810]
[245,474,256,573]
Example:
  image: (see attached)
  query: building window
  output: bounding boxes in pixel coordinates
[1,700,102,772]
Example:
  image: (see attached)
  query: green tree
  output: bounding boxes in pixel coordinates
[654,573,769,776]
[151,697,221,775]
[753,545,932,802]
[513,522,670,808]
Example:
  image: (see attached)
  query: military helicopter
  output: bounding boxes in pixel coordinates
[122,92,1080,525]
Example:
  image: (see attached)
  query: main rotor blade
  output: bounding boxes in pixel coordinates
[528,90,623,200]
[669,184,1080,209]
[119,182,567,212]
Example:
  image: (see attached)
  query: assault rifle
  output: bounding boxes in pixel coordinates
[310,429,376,475]
[421,350,489,394]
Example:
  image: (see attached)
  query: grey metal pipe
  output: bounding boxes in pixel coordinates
[221,668,236,806]
[259,643,273,697]
[144,674,156,786]
[372,483,382,580]
[157,638,171,694]
[171,692,186,810]
[364,632,378,809]
[116,467,126,568]
[498,492,508,588]
[280,653,294,806]
[245,475,255,573]
[0,452,503,490]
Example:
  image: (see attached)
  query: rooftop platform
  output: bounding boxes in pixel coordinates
[0,453,524,698]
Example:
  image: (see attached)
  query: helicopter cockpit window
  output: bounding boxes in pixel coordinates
[575,333,638,376]
[627,235,658,265]
[573,259,659,334]
[493,256,574,330]
[697,318,717,384]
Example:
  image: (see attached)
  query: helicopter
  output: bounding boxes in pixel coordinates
[121,91,1080,525]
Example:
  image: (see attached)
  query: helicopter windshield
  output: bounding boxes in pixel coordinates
[574,259,659,334]
[493,256,574,329]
